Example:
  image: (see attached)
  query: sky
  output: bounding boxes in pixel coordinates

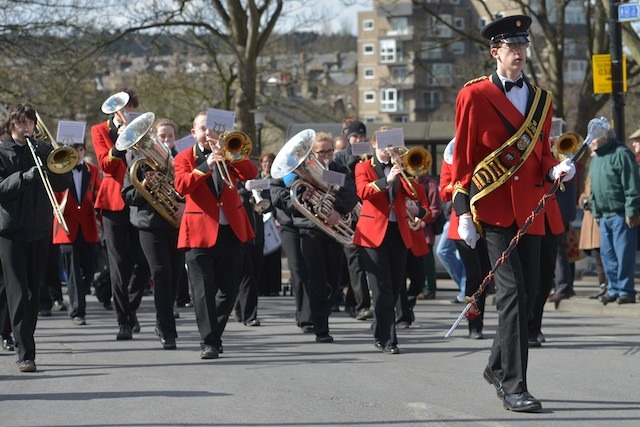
[277,0,373,35]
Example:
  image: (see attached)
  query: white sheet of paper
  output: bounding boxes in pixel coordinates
[174,135,196,153]
[351,142,374,156]
[126,112,143,122]
[206,108,235,133]
[376,128,405,149]
[322,169,346,187]
[56,120,86,145]
[246,179,270,191]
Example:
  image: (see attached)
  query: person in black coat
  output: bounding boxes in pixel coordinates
[0,103,72,372]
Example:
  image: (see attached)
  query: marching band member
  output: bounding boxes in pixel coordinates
[451,15,573,412]
[0,103,72,372]
[353,127,429,354]
[173,112,257,360]
[53,142,102,327]
[154,118,193,309]
[289,131,358,343]
[121,118,184,350]
[91,89,151,341]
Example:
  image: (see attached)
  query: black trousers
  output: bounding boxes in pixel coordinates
[0,236,49,362]
[139,229,183,340]
[185,225,241,348]
[39,243,64,310]
[529,226,558,338]
[101,209,150,327]
[455,238,491,333]
[279,225,311,327]
[360,222,408,348]
[483,223,541,395]
[0,265,11,339]
[343,244,371,311]
[235,242,261,324]
[299,228,343,337]
[396,251,426,324]
[61,232,98,319]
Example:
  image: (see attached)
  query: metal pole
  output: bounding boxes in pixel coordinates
[610,1,626,138]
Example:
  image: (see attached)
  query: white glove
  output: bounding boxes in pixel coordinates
[550,158,576,182]
[458,214,480,249]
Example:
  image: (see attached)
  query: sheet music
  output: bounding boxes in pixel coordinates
[351,142,374,156]
[174,135,196,153]
[323,169,346,187]
[376,128,405,149]
[56,120,86,145]
[206,108,235,133]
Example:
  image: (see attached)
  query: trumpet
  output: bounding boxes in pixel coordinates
[33,111,79,174]
[25,135,70,235]
[207,130,252,190]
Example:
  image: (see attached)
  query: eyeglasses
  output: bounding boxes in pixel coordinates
[314,149,334,156]
[499,43,529,52]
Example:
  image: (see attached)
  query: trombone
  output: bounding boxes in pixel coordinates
[34,111,79,174]
[206,131,252,190]
[24,135,70,235]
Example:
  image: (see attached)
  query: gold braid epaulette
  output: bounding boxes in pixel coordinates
[464,76,488,87]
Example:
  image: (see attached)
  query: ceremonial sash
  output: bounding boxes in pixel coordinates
[469,86,551,223]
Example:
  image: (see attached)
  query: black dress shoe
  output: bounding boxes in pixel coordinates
[396,321,411,329]
[201,345,219,359]
[245,319,261,327]
[17,359,36,373]
[420,290,436,300]
[315,334,334,343]
[38,309,52,317]
[131,313,140,333]
[161,336,177,350]
[589,285,607,299]
[528,337,542,348]
[383,344,400,354]
[355,308,373,321]
[344,306,356,318]
[301,325,315,334]
[483,366,504,399]
[116,324,133,340]
[52,300,67,311]
[374,340,383,350]
[600,294,618,305]
[103,301,113,310]
[2,336,15,352]
[503,391,542,412]
[617,295,636,304]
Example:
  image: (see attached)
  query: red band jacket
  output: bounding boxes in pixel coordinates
[173,144,258,249]
[91,119,127,212]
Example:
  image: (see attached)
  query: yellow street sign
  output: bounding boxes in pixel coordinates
[592,54,627,94]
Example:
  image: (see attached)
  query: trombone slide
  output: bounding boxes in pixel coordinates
[25,136,70,235]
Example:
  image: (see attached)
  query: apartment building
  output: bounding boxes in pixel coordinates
[356,0,588,126]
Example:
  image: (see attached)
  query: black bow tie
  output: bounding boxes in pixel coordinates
[75,163,84,172]
[504,78,524,92]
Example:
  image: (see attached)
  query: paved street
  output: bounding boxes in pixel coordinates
[1,275,639,427]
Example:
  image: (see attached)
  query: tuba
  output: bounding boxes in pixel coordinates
[33,111,79,174]
[271,129,359,246]
[209,130,252,190]
[115,112,185,229]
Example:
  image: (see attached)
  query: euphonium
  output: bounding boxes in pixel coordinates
[271,129,359,246]
[552,132,583,161]
[115,112,185,229]
[33,111,79,174]
[209,130,252,190]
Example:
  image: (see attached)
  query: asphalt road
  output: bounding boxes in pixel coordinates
[0,275,639,427]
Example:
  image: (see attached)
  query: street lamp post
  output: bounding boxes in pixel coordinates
[253,109,265,157]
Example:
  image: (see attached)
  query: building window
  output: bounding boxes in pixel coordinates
[363,68,375,79]
[380,39,397,63]
[363,19,374,31]
[364,91,376,103]
[427,63,453,86]
[423,91,442,109]
[363,43,375,55]
[427,15,452,38]
[381,88,397,112]
[454,17,464,29]
[564,59,587,84]
[391,66,408,84]
[420,42,443,60]
[389,17,408,35]
[450,41,465,55]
